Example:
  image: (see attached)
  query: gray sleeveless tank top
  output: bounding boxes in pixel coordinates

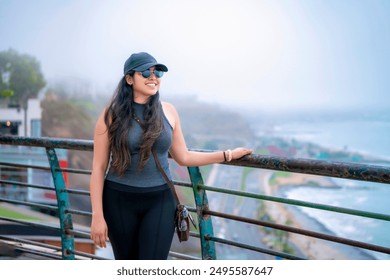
[105,102,173,188]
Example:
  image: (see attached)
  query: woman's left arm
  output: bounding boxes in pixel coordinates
[164,102,253,167]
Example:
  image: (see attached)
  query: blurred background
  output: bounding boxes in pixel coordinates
[1,0,390,111]
[1,0,389,259]
[1,0,390,155]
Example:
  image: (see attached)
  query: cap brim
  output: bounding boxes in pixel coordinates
[133,63,168,72]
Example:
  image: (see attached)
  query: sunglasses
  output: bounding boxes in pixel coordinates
[139,69,164,78]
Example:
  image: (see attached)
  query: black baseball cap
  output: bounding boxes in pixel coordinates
[123,52,168,75]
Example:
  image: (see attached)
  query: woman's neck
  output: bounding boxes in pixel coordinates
[133,100,147,106]
[133,95,150,104]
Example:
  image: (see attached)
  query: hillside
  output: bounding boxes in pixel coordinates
[165,95,254,149]
[41,93,96,192]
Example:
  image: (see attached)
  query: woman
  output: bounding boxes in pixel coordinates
[89,52,253,259]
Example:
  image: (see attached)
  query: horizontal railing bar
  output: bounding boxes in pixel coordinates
[238,154,390,184]
[0,162,91,176]
[68,229,90,239]
[0,136,93,151]
[66,208,92,217]
[0,179,90,197]
[0,198,58,212]
[0,238,102,260]
[205,209,390,255]
[191,148,390,184]
[65,188,90,196]
[198,184,390,221]
[0,161,50,171]
[67,248,109,260]
[172,180,193,188]
[0,171,28,176]
[15,247,63,260]
[207,235,304,260]
[56,167,91,175]
[0,235,63,252]
[68,227,200,241]
[0,162,90,176]
[0,179,55,192]
[0,216,61,233]
[0,217,94,248]
[68,231,201,244]
[1,236,105,260]
[22,248,95,260]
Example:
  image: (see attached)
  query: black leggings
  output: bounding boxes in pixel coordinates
[103,180,176,260]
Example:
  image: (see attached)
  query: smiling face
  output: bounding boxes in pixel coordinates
[126,66,161,104]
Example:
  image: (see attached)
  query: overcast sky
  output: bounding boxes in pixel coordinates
[1,0,389,112]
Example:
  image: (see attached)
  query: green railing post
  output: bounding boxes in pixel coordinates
[46,147,75,260]
[187,166,216,260]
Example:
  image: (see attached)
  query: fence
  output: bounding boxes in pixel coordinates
[0,135,389,260]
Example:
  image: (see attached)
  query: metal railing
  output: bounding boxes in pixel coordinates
[0,135,389,260]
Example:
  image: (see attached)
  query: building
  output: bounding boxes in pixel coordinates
[0,99,42,137]
[0,98,67,204]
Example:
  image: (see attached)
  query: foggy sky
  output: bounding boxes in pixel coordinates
[1,0,390,112]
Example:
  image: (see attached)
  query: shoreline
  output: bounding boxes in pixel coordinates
[277,189,375,260]
[260,171,377,260]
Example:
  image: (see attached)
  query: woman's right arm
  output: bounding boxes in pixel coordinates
[89,109,110,248]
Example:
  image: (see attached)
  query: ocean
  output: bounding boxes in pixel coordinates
[267,116,390,259]
[270,118,390,160]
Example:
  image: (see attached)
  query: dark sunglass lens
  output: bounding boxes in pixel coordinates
[154,70,163,78]
[141,70,151,78]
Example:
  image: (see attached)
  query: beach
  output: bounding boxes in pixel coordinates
[259,170,376,259]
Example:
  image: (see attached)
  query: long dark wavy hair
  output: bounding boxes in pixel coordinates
[104,73,164,176]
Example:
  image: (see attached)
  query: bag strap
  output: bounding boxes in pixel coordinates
[152,150,180,205]
[153,149,197,229]
[131,110,181,204]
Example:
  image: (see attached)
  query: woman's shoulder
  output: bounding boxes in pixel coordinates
[97,107,109,120]
[161,101,179,129]
[161,101,175,109]
[161,101,178,114]
[96,107,110,126]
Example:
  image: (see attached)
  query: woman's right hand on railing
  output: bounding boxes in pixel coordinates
[90,214,109,248]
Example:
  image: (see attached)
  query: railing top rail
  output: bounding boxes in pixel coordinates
[238,153,390,184]
[1,136,389,184]
[0,135,93,151]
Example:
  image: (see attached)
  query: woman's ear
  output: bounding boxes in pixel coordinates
[125,75,133,85]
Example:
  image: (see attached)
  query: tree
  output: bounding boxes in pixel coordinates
[0,49,46,109]
[0,49,46,136]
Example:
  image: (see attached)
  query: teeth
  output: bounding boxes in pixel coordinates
[147,83,156,87]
